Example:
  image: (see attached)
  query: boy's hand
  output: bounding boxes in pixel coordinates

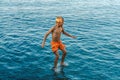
[72,36,76,39]
[41,43,44,48]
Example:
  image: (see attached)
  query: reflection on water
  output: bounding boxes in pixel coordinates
[53,66,70,80]
[40,66,71,80]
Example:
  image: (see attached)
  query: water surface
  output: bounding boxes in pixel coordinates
[0,0,120,80]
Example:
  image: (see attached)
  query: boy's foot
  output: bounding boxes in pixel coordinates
[52,67,57,71]
[60,63,67,67]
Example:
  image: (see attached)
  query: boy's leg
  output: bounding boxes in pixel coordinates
[53,51,59,68]
[61,48,67,66]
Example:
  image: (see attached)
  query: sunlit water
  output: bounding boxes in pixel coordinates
[0,0,120,80]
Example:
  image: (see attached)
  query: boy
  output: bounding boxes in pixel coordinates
[41,16,76,70]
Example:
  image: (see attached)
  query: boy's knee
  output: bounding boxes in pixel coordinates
[63,49,67,53]
[56,55,59,59]
[54,52,59,59]
[63,51,67,55]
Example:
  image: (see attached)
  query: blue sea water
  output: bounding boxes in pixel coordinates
[0,0,120,80]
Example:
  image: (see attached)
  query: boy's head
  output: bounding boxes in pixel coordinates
[56,16,64,26]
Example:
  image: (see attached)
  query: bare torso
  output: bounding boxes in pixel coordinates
[52,26,63,42]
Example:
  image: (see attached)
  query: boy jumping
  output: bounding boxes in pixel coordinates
[41,16,76,70]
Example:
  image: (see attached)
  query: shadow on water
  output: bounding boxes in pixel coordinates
[40,66,71,80]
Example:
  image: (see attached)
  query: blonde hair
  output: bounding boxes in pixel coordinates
[56,16,64,23]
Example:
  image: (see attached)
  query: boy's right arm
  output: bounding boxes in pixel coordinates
[41,27,54,48]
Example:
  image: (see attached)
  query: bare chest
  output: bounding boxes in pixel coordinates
[53,27,62,34]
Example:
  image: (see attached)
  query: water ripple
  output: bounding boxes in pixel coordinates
[0,0,120,80]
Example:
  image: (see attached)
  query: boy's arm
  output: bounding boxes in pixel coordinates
[41,27,54,48]
[62,28,76,38]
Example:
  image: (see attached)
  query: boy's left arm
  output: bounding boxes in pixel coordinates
[62,28,76,38]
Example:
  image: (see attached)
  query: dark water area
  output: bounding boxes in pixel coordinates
[0,0,120,80]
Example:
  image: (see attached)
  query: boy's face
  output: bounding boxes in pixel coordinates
[58,21,64,26]
[56,18,64,26]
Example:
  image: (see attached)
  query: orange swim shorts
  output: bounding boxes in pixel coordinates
[51,41,65,52]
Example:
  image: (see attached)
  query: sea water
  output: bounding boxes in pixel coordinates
[0,0,120,80]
